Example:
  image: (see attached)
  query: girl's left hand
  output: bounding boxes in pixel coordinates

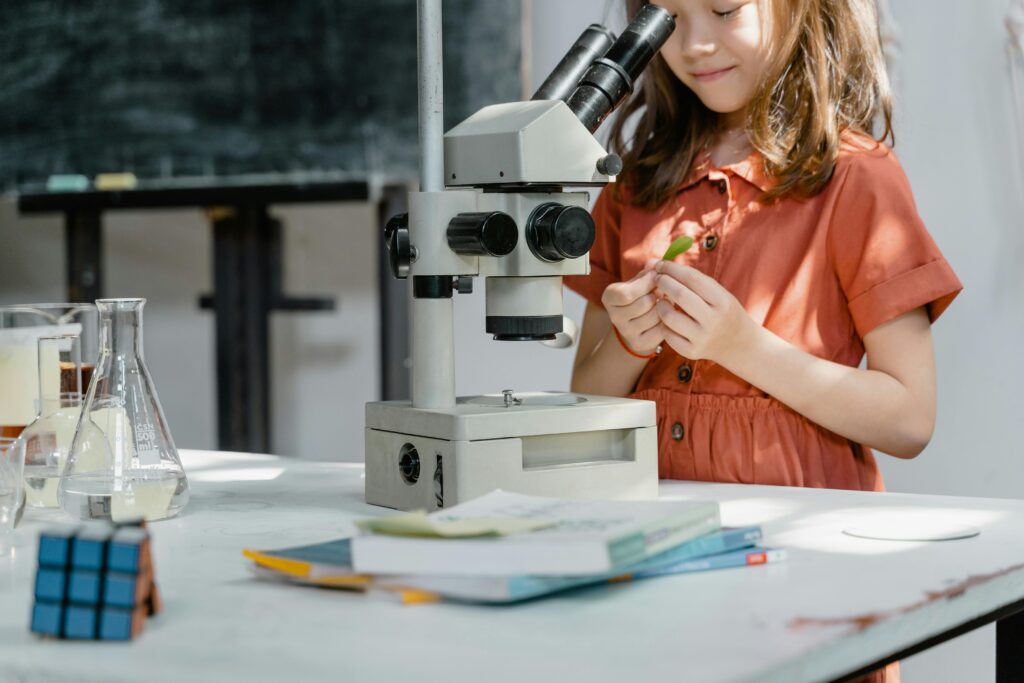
[651,259,759,367]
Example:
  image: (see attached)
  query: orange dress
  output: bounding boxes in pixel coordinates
[565,133,962,493]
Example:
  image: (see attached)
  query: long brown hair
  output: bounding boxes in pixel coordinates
[610,0,894,209]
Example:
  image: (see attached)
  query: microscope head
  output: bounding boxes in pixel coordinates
[395,5,676,342]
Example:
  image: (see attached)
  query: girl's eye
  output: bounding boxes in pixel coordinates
[713,5,742,18]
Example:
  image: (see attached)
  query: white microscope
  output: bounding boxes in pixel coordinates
[365,2,676,510]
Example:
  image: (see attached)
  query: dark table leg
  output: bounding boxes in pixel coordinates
[201,206,336,454]
[64,210,103,303]
[377,185,410,401]
[210,206,273,454]
[997,608,1024,681]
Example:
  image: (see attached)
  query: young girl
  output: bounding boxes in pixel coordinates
[566,2,961,678]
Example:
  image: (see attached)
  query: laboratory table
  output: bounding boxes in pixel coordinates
[1,449,1023,683]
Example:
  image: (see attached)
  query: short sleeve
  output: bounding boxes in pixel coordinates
[563,185,623,306]
[827,147,962,339]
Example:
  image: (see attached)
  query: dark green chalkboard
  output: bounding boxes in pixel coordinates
[0,0,521,191]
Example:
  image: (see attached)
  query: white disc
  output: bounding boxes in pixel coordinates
[843,520,981,542]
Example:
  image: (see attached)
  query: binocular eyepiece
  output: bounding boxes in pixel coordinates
[533,4,677,133]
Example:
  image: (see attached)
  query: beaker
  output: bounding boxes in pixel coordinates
[21,335,84,508]
[59,299,189,522]
[0,304,98,439]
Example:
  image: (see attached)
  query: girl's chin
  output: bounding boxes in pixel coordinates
[694,96,750,117]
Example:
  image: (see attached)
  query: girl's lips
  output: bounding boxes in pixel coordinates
[691,66,736,82]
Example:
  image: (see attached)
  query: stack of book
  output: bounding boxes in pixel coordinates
[244,491,785,604]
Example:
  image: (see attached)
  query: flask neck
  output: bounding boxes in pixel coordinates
[97,299,145,360]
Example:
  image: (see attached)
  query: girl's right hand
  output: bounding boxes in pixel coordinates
[600,267,664,356]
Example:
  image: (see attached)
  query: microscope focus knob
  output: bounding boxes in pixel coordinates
[447,212,519,257]
[526,203,596,262]
[384,213,412,279]
[597,153,623,176]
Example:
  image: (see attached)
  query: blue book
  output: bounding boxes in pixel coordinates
[375,526,767,603]
[629,546,787,580]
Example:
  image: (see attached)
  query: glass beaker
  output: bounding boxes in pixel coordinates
[21,335,85,508]
[0,437,25,535]
[59,299,189,522]
[0,304,98,439]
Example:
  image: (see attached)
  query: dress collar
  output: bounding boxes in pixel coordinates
[679,147,776,193]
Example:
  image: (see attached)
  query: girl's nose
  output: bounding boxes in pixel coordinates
[679,23,718,60]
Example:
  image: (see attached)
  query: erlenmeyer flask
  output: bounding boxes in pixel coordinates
[21,334,84,508]
[59,299,189,521]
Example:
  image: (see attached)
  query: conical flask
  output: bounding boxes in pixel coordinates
[59,299,189,521]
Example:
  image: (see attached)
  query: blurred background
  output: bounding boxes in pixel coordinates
[1,1,1021,679]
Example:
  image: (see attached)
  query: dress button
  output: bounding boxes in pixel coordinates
[677,364,693,383]
[671,422,685,441]
[703,234,719,251]
[716,179,727,194]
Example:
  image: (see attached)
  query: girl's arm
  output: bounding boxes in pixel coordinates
[654,261,936,458]
[570,302,655,397]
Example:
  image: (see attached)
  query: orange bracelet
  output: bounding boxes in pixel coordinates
[613,326,659,360]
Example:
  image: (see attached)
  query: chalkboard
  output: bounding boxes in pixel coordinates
[0,0,522,191]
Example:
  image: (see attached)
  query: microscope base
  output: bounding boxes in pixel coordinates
[364,393,658,511]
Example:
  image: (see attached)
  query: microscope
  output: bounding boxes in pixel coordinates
[365,2,676,510]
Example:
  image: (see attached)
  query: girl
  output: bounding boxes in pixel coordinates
[566,2,961,679]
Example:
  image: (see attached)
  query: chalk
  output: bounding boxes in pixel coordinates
[94,172,138,191]
[45,175,90,192]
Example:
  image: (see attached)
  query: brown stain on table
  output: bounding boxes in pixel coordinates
[789,561,1024,632]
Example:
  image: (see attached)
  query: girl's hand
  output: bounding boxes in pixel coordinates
[601,268,665,356]
[653,261,759,367]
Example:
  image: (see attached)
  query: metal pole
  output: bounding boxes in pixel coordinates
[412,0,456,410]
[418,0,444,193]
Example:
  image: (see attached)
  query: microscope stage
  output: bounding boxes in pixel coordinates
[364,393,658,510]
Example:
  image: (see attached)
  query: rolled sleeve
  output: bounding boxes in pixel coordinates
[564,186,623,307]
[828,147,962,338]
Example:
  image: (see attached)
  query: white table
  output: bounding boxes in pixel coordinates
[1,450,1023,683]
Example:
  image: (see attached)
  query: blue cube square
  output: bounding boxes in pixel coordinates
[103,573,141,608]
[68,570,102,605]
[34,568,67,602]
[71,525,114,571]
[63,605,98,640]
[107,527,148,574]
[99,607,135,641]
[30,601,64,637]
[38,526,79,568]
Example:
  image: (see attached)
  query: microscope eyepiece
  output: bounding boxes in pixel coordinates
[565,4,676,132]
[532,24,617,102]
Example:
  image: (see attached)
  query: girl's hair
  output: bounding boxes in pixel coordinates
[610,0,894,209]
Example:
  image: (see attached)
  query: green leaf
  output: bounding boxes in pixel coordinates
[662,235,694,261]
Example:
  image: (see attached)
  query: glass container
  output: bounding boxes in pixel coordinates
[21,334,84,508]
[0,304,97,439]
[59,299,188,522]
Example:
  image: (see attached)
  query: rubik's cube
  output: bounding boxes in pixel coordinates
[30,521,161,641]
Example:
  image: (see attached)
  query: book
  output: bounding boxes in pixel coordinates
[624,546,787,580]
[243,526,772,604]
[350,490,721,577]
[242,539,370,588]
[374,526,765,603]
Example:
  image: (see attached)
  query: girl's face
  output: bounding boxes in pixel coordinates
[655,0,770,124]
